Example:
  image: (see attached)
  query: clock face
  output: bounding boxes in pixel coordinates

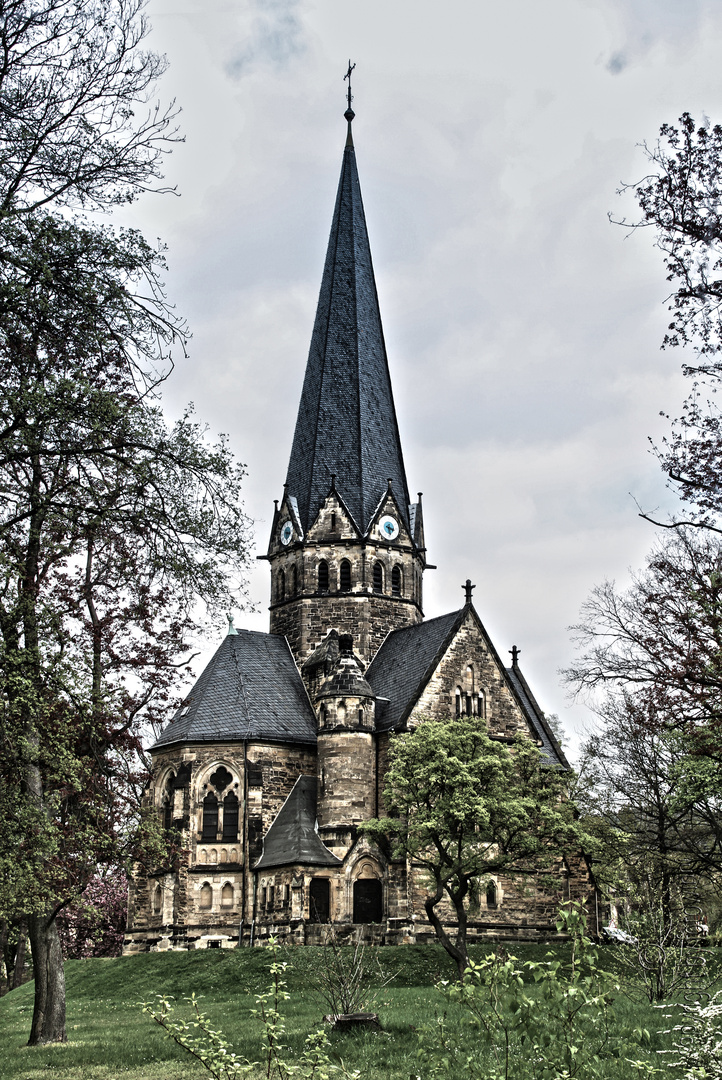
[280,520,294,546]
[379,515,399,541]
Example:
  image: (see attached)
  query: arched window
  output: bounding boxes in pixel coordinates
[373,562,383,593]
[202,792,218,841]
[486,881,497,909]
[290,564,297,595]
[455,687,462,718]
[358,706,364,724]
[200,883,212,910]
[222,791,239,841]
[340,559,351,592]
[221,883,234,908]
[318,560,329,592]
[278,568,285,601]
[161,774,174,832]
[465,692,472,716]
[477,691,486,719]
[330,512,337,532]
[391,565,402,597]
[153,884,162,915]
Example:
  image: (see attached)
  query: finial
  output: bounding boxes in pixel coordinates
[510,645,520,667]
[387,477,393,491]
[226,612,238,636]
[463,579,475,605]
[344,60,356,146]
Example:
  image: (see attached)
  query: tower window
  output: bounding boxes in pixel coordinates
[340,559,351,592]
[391,565,402,597]
[466,692,472,716]
[331,512,337,532]
[318,560,329,592]
[373,562,383,593]
[290,564,297,595]
[455,687,462,718]
[222,791,239,841]
[277,569,285,601]
[478,691,486,719]
[202,792,218,841]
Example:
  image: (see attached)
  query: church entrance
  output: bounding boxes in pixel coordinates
[309,878,330,922]
[353,878,383,923]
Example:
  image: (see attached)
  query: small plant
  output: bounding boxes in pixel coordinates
[298,925,394,1020]
[658,992,722,1078]
[416,902,659,1080]
[612,896,711,1003]
[141,937,360,1079]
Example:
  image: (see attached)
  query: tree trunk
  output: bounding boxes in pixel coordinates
[27,913,66,1045]
[12,919,27,990]
[424,888,469,980]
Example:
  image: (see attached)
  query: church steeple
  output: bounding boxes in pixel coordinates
[268,91,426,667]
[284,99,411,537]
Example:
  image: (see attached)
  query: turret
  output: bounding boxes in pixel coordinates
[313,635,376,829]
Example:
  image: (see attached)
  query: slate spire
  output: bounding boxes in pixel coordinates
[284,109,411,535]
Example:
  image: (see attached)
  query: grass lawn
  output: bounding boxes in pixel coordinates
[0,942,696,1079]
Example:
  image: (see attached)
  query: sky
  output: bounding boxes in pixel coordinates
[122,0,722,757]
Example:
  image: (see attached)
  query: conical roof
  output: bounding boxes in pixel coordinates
[284,122,410,534]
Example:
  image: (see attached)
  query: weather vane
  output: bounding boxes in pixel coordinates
[344,60,356,120]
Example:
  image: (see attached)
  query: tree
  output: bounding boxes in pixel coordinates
[0,208,251,1044]
[55,873,128,958]
[0,0,224,1045]
[617,114,722,531]
[0,0,180,219]
[363,718,588,978]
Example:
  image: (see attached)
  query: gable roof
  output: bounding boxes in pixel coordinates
[283,124,411,536]
[506,664,570,768]
[152,631,317,751]
[366,609,464,731]
[254,775,342,871]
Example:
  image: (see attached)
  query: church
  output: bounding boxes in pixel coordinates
[123,96,595,954]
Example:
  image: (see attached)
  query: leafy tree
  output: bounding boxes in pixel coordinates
[0,1,251,1047]
[363,718,588,979]
[55,873,128,958]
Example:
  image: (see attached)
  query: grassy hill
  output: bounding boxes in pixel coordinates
[0,942,678,1079]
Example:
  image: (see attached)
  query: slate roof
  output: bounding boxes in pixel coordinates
[152,631,317,750]
[254,776,342,871]
[284,123,411,536]
[366,610,465,731]
[506,664,570,769]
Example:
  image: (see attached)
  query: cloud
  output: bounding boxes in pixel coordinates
[225,0,306,78]
[599,0,709,73]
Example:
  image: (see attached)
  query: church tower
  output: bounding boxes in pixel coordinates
[265,102,429,667]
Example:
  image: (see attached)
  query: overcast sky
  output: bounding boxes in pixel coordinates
[122,0,722,757]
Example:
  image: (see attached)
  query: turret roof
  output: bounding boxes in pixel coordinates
[284,121,411,535]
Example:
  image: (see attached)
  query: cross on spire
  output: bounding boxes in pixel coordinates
[463,579,475,605]
[344,60,356,113]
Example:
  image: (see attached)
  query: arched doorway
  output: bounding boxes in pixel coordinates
[353,878,383,923]
[309,878,330,922]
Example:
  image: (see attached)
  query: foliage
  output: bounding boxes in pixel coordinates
[141,940,361,1080]
[612,899,712,1004]
[292,926,394,1019]
[55,872,128,958]
[0,0,251,1046]
[363,717,590,978]
[659,991,722,1078]
[416,903,658,1080]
